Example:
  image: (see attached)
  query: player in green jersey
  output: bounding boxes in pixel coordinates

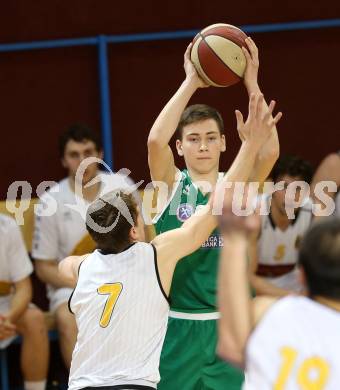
[147,37,281,390]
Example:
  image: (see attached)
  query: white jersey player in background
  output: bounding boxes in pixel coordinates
[0,214,49,390]
[32,124,135,369]
[218,186,340,390]
[250,155,314,296]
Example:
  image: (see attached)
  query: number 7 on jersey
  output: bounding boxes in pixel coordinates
[97,283,123,328]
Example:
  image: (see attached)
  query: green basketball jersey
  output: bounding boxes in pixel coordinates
[154,169,223,313]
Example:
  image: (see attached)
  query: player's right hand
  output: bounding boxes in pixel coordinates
[184,43,209,89]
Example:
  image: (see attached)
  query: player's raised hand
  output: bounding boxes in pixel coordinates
[242,37,260,94]
[235,93,282,148]
[184,43,209,89]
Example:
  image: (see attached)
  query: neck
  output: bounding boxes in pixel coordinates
[68,175,101,202]
[187,168,219,194]
[315,296,340,312]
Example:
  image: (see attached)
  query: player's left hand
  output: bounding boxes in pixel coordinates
[242,37,260,94]
[0,315,16,340]
[235,93,282,148]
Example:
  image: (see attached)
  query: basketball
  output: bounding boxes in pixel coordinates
[190,23,248,87]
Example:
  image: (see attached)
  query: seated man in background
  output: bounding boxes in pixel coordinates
[0,213,48,390]
[32,124,134,368]
[249,155,314,296]
[218,188,340,388]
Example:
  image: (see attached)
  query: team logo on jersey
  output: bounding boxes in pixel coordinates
[274,244,286,261]
[176,203,194,222]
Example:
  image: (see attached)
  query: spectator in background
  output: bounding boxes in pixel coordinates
[249,155,314,296]
[311,152,340,217]
[32,124,135,368]
[0,213,48,390]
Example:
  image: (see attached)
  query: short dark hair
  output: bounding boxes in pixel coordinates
[299,219,340,299]
[176,104,224,139]
[271,155,314,184]
[86,191,138,254]
[59,123,102,157]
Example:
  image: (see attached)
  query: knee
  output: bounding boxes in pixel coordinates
[18,308,47,336]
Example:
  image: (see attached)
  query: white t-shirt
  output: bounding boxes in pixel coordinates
[32,172,135,262]
[0,214,33,310]
[245,296,340,389]
[68,243,169,390]
[32,171,136,303]
[256,195,313,291]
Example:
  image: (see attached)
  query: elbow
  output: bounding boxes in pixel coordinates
[147,129,168,152]
[147,133,161,150]
[217,320,246,367]
[217,335,245,368]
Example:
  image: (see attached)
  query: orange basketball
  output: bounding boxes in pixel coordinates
[191,23,248,87]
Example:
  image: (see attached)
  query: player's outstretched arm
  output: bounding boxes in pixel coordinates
[36,259,75,289]
[58,255,88,288]
[242,37,280,183]
[147,43,208,189]
[221,93,282,185]
[217,186,275,367]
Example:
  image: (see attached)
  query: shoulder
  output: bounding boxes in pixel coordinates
[248,296,300,349]
[321,153,340,168]
[38,177,69,202]
[254,295,302,325]
[0,213,19,234]
[99,170,137,193]
[152,168,185,225]
[135,241,154,254]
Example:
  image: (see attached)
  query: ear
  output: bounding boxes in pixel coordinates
[98,149,104,160]
[220,134,226,153]
[129,225,138,241]
[176,139,184,156]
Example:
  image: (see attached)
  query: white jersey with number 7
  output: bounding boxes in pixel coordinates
[68,242,169,390]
